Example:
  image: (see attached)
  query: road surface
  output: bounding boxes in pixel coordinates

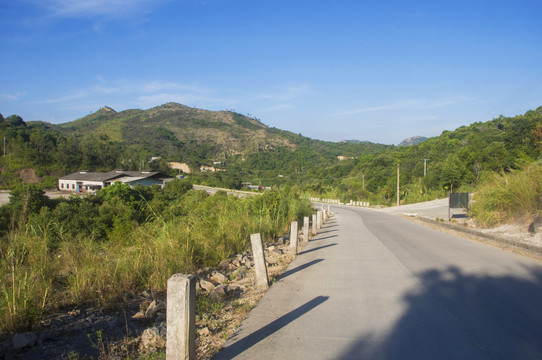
[215,205,542,359]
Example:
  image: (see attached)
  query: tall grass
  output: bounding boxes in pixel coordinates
[0,188,311,334]
[471,161,542,227]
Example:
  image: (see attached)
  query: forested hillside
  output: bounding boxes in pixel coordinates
[0,103,390,189]
[0,104,541,206]
[323,107,542,204]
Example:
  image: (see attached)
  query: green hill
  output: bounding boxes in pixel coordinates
[0,103,541,203]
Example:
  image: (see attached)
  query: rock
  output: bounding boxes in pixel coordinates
[267,245,275,251]
[231,266,247,279]
[199,327,210,336]
[132,311,146,320]
[209,284,228,301]
[272,249,282,255]
[140,326,166,350]
[155,313,166,324]
[266,257,278,266]
[141,290,152,299]
[13,333,38,349]
[211,271,228,284]
[145,300,165,319]
[226,285,243,298]
[528,216,542,234]
[218,259,230,270]
[199,279,216,292]
[232,259,241,268]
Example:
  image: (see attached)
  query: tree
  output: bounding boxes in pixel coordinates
[5,115,26,127]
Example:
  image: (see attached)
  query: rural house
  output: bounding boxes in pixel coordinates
[58,170,172,193]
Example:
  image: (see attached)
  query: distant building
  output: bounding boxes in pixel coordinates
[58,170,172,193]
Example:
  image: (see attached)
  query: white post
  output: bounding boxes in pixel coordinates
[167,274,196,360]
[303,216,309,242]
[250,233,269,289]
[312,214,317,235]
[290,221,298,253]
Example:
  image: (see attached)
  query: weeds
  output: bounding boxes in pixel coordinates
[0,187,311,334]
[472,161,542,226]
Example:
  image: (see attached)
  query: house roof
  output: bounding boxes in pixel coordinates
[59,170,171,182]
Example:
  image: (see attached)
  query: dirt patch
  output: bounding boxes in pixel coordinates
[18,168,39,183]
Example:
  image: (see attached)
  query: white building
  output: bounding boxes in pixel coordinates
[58,170,172,193]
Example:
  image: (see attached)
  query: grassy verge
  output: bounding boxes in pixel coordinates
[471,161,542,227]
[0,185,312,334]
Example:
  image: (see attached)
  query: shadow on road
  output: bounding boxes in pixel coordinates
[338,266,542,359]
[213,296,329,359]
[278,259,324,280]
[309,235,338,242]
[298,243,337,255]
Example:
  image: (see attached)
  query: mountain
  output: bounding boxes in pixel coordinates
[397,136,428,147]
[0,102,391,188]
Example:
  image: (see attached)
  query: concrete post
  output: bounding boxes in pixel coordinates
[327,204,331,216]
[290,221,298,253]
[317,210,322,230]
[250,233,269,290]
[312,214,317,235]
[167,274,196,360]
[303,216,309,242]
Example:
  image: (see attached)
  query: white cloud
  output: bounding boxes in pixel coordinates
[260,104,296,112]
[334,96,471,116]
[27,0,164,19]
[33,78,238,114]
[0,91,26,101]
[258,85,310,102]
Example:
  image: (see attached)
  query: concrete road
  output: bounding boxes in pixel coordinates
[378,197,453,220]
[214,206,542,359]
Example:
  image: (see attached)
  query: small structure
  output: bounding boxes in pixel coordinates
[58,170,172,193]
[449,192,470,220]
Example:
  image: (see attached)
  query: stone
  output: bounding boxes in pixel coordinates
[209,284,228,301]
[140,326,166,350]
[199,327,210,336]
[231,266,247,279]
[528,216,542,234]
[199,279,215,292]
[218,259,230,270]
[145,300,165,319]
[272,249,282,255]
[267,245,275,251]
[211,271,229,284]
[13,333,38,349]
[132,311,146,320]
[226,285,243,298]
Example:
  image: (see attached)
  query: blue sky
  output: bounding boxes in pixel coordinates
[1,0,541,144]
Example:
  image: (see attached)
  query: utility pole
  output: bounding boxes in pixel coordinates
[423,159,429,177]
[396,164,400,206]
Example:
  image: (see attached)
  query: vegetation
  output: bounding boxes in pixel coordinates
[471,161,542,227]
[0,181,312,334]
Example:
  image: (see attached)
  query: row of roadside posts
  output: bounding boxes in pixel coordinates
[165,203,332,359]
[310,197,370,207]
